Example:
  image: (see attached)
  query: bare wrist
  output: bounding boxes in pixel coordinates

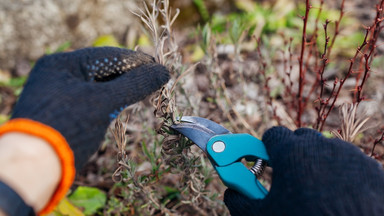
[0,132,61,212]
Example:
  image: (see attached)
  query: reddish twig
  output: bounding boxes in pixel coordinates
[314,20,331,130]
[356,1,384,103]
[327,0,345,58]
[303,0,325,105]
[313,0,325,37]
[356,52,373,103]
[319,20,331,97]
[318,29,370,131]
[316,0,384,130]
[317,0,384,130]
[297,0,312,127]
[312,0,347,130]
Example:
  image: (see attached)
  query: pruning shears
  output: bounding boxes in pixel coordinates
[171,116,269,199]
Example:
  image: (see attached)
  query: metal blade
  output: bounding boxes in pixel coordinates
[177,116,230,135]
[171,116,231,152]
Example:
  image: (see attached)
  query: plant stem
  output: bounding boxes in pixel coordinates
[297,0,311,127]
[318,0,384,131]
[257,38,280,125]
[356,0,384,103]
[318,29,370,131]
[282,37,295,114]
[372,130,384,156]
[327,0,345,58]
[314,20,330,130]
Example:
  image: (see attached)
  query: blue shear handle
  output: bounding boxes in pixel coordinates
[207,134,270,199]
[207,134,269,166]
[216,163,268,199]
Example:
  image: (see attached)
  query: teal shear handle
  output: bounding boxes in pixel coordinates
[170,116,270,200]
[206,134,270,199]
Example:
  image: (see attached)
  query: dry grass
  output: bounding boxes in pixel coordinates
[332,103,370,143]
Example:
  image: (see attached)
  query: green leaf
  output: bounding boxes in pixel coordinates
[0,76,27,88]
[92,35,121,47]
[137,35,151,46]
[229,18,245,44]
[49,197,85,216]
[322,131,334,138]
[211,14,227,33]
[55,41,72,53]
[0,76,27,96]
[45,41,72,54]
[200,23,212,54]
[9,76,27,87]
[68,186,107,215]
[190,46,205,62]
[162,186,180,204]
[235,0,257,13]
[0,114,9,125]
[193,0,210,22]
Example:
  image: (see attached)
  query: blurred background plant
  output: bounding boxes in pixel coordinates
[1,0,384,215]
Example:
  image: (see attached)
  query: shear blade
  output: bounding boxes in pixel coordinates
[170,116,231,152]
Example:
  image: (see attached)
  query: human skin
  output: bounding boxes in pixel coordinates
[0,132,61,215]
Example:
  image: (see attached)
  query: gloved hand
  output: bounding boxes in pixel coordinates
[11,47,170,170]
[0,47,169,215]
[224,127,384,216]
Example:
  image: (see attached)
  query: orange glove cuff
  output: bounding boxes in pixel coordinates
[0,118,75,215]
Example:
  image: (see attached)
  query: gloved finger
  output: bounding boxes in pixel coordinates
[93,63,170,115]
[224,189,263,216]
[33,47,154,81]
[294,127,322,137]
[80,48,156,82]
[261,126,294,158]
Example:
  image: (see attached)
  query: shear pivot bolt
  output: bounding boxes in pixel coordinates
[212,141,226,153]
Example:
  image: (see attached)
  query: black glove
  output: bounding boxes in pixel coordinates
[11,47,170,170]
[224,126,384,216]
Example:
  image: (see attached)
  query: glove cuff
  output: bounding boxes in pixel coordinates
[0,118,75,215]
